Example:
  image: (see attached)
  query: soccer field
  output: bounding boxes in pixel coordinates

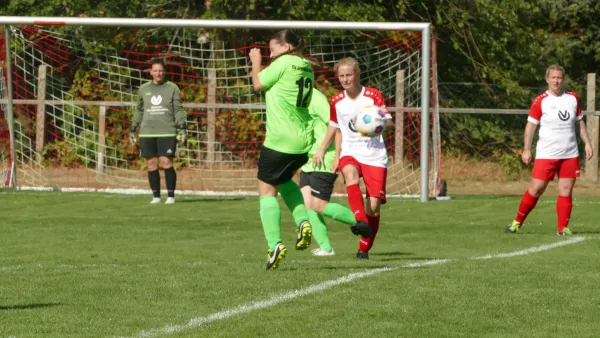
[1,190,599,337]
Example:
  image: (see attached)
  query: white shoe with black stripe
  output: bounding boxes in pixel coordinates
[311,248,335,256]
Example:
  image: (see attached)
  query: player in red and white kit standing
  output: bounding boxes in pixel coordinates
[506,65,593,235]
[318,57,393,259]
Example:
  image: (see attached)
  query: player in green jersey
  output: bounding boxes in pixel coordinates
[300,89,371,256]
[130,58,187,204]
[249,30,314,270]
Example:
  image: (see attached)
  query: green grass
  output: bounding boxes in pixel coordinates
[1,190,599,337]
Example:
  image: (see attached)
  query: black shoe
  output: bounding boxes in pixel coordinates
[266,243,287,271]
[356,251,369,259]
[295,220,312,250]
[350,221,372,238]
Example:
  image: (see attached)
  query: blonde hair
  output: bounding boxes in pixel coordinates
[334,57,361,76]
[545,64,565,78]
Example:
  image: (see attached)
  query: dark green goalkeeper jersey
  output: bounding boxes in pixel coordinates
[133,81,186,137]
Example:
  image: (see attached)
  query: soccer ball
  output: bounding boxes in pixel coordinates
[352,105,387,137]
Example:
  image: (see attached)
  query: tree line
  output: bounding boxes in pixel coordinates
[2,0,598,168]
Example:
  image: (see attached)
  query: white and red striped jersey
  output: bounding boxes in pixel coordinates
[528,90,583,159]
[329,86,392,168]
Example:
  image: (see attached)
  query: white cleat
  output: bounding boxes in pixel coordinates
[150,197,161,204]
[311,248,335,256]
[164,197,175,204]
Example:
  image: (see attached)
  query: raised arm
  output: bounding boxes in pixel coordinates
[249,48,264,92]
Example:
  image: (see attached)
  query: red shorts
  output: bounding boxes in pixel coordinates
[338,156,387,203]
[532,157,580,181]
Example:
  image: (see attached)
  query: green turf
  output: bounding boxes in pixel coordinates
[1,191,599,337]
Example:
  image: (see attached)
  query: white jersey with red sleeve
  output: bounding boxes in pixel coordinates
[528,90,583,159]
[329,86,393,168]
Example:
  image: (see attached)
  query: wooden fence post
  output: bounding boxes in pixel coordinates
[207,68,216,163]
[586,73,598,182]
[35,65,47,163]
[96,105,106,174]
[394,69,405,165]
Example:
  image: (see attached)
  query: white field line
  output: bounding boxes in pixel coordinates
[131,236,585,338]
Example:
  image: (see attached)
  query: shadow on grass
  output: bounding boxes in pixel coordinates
[307,265,398,271]
[378,257,437,262]
[177,197,249,203]
[0,303,61,310]
[573,231,600,234]
[370,252,414,257]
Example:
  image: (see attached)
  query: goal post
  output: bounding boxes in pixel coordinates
[0,17,436,202]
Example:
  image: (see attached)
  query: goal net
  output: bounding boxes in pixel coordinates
[0,22,441,197]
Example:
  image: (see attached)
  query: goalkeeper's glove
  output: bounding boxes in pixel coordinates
[129,123,138,144]
[176,122,187,145]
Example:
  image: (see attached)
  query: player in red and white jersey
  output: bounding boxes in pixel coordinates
[506,65,592,235]
[313,57,393,259]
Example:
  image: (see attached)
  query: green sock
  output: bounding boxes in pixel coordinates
[323,202,356,225]
[259,196,281,250]
[279,180,309,227]
[307,209,332,252]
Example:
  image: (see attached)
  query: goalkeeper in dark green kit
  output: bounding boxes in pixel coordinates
[130,58,187,204]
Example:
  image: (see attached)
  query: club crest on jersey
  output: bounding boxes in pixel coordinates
[558,110,570,121]
[151,95,162,106]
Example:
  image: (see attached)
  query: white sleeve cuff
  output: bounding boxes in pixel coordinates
[329,121,339,128]
[527,116,540,125]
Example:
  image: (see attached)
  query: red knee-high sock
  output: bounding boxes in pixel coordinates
[347,184,367,222]
[359,215,380,253]
[515,190,539,224]
[556,196,572,232]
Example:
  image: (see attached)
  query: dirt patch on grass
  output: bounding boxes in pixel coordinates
[443,155,600,196]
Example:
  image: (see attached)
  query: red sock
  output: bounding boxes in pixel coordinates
[556,196,572,232]
[359,215,380,253]
[515,190,539,224]
[347,184,367,222]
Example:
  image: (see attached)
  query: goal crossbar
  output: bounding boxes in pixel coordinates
[0,16,432,202]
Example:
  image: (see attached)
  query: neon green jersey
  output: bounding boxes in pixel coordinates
[258,54,314,154]
[301,89,336,173]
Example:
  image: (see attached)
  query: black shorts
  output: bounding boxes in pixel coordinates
[299,171,338,201]
[257,146,308,186]
[140,137,177,158]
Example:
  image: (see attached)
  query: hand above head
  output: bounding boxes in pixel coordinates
[249,48,262,65]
